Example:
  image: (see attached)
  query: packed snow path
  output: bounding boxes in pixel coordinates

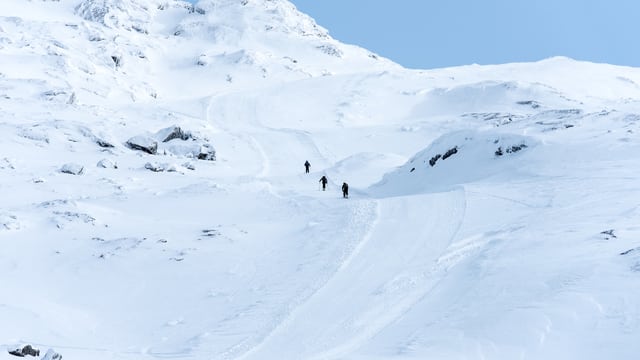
[238,190,466,360]
[203,92,470,360]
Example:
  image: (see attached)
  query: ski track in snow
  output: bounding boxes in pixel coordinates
[235,189,467,360]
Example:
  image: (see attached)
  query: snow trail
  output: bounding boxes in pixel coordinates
[237,188,466,359]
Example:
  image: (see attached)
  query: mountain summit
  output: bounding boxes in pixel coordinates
[2,0,393,105]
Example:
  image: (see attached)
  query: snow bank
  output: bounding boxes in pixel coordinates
[371,130,537,196]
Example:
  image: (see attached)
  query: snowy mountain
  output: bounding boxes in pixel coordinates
[2,1,640,359]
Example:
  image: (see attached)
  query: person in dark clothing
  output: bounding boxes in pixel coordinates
[304,160,311,173]
[342,182,349,198]
[319,175,328,191]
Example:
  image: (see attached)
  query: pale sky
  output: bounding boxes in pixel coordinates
[190,0,640,70]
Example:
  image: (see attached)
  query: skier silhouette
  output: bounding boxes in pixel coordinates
[342,182,349,198]
[319,175,328,191]
[304,160,311,173]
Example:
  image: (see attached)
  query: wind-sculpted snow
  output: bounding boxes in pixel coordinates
[409,80,579,118]
[1,1,640,359]
[371,130,538,196]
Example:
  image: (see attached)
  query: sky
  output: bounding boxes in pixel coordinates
[268,0,639,70]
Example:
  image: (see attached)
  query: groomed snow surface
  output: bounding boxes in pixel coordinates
[2,1,640,359]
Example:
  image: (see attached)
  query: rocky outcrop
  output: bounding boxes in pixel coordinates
[127,125,216,161]
[495,144,527,156]
[429,147,458,167]
[8,344,40,357]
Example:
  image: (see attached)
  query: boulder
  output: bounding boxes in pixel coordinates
[60,163,84,175]
[126,136,158,154]
[8,344,40,357]
[155,125,192,143]
[197,143,216,161]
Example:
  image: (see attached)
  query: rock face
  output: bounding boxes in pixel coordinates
[126,135,158,154]
[127,125,216,161]
[60,163,85,175]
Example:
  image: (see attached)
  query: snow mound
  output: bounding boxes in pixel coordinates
[371,130,537,196]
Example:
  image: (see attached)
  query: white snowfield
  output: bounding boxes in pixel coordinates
[1,0,640,359]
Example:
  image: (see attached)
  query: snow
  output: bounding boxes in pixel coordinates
[1,0,640,359]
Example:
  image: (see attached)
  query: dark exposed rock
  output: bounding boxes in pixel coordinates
[429,154,441,167]
[601,229,617,240]
[96,139,114,148]
[8,344,40,357]
[202,229,221,237]
[155,125,192,142]
[197,144,216,161]
[111,55,121,68]
[427,147,458,167]
[441,147,458,160]
[620,248,637,256]
[496,144,527,156]
[506,144,527,153]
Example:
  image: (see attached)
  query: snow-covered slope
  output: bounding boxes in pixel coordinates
[1,1,640,360]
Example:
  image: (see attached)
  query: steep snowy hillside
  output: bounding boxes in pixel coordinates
[0,0,393,106]
[2,1,640,360]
